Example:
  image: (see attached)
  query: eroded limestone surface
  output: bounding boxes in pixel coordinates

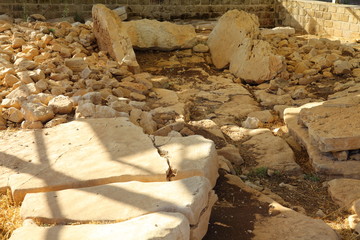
[10,212,190,240]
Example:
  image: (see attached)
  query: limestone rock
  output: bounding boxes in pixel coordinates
[260,27,296,37]
[3,107,24,123]
[328,179,360,209]
[207,10,283,83]
[229,39,284,84]
[92,4,139,71]
[76,102,122,118]
[0,118,170,203]
[20,176,212,225]
[154,136,219,187]
[333,60,352,75]
[242,116,261,129]
[242,131,301,174]
[207,9,260,69]
[3,73,19,87]
[248,110,275,123]
[64,58,88,72]
[21,102,54,122]
[6,83,40,99]
[10,212,190,240]
[21,120,43,129]
[139,111,157,134]
[123,19,197,51]
[284,103,360,178]
[187,119,226,148]
[48,95,74,114]
[298,96,360,152]
[193,44,209,53]
[217,144,244,166]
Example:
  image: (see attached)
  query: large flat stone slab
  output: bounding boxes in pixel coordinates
[0,118,169,203]
[285,104,360,178]
[242,130,301,174]
[21,176,212,226]
[298,95,360,152]
[154,135,219,187]
[10,212,190,240]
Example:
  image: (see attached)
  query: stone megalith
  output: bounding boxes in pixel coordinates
[92,4,139,72]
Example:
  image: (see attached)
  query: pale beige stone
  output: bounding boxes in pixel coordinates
[64,58,88,72]
[124,19,197,51]
[229,39,284,84]
[21,102,54,122]
[328,179,360,210]
[3,73,19,87]
[191,191,217,240]
[10,212,190,240]
[154,136,219,187]
[48,95,74,114]
[298,96,360,152]
[284,103,360,177]
[21,176,212,225]
[21,120,43,129]
[3,107,24,123]
[6,83,40,99]
[187,119,226,148]
[1,118,169,203]
[92,4,139,71]
[12,37,25,49]
[242,131,301,174]
[207,9,259,69]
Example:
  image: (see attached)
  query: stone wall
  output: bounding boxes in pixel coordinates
[0,0,275,27]
[276,0,360,39]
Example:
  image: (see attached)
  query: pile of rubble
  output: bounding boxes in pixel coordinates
[0,3,360,240]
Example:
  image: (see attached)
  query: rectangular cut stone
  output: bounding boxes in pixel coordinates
[298,96,360,152]
[20,176,212,226]
[0,118,169,203]
[284,103,360,178]
[10,212,190,240]
[154,135,219,187]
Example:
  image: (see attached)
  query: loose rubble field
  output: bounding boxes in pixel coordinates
[1,5,360,240]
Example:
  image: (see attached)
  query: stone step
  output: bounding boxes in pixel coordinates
[10,212,190,240]
[21,176,212,224]
[284,103,360,178]
[0,118,218,204]
[154,135,219,187]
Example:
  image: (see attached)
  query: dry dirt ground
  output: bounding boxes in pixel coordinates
[1,39,360,240]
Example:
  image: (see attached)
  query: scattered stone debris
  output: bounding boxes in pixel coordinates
[0,4,360,240]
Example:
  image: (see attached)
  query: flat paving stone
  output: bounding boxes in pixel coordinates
[0,118,169,203]
[10,212,190,240]
[298,95,360,152]
[21,176,212,226]
[242,130,301,174]
[154,135,219,187]
[285,103,360,178]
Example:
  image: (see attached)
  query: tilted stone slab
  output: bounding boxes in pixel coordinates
[0,118,169,203]
[298,96,360,152]
[154,135,219,187]
[21,176,212,226]
[92,4,139,71]
[10,212,190,240]
[284,103,360,178]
